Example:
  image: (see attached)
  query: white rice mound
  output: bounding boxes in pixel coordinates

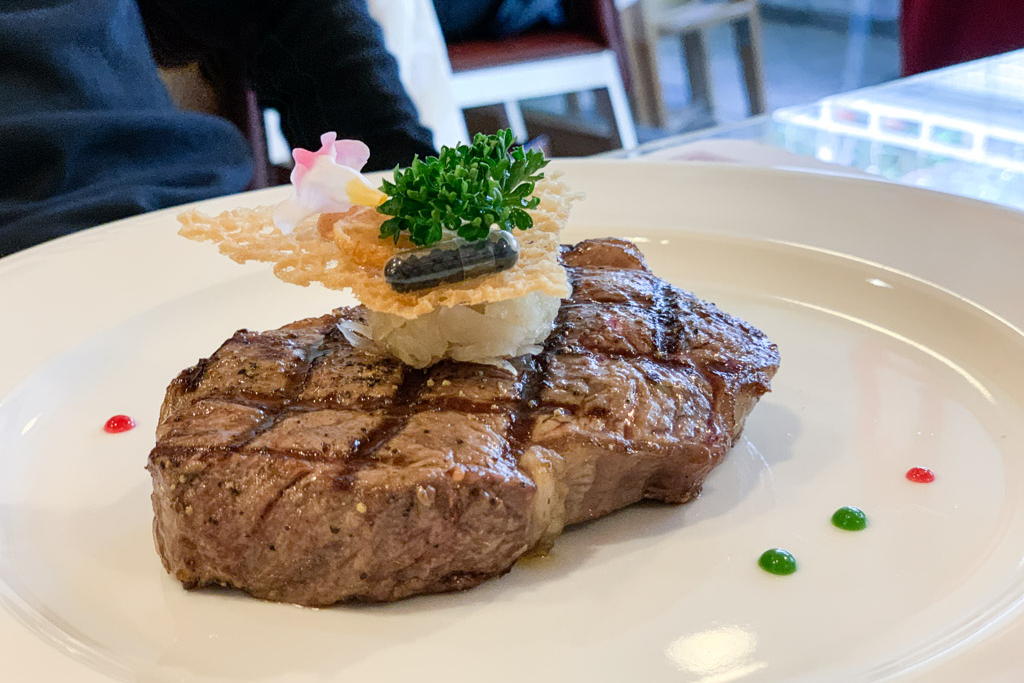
[339,291,562,369]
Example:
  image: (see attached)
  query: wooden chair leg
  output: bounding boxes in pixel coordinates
[732,9,768,115]
[841,0,874,90]
[620,1,667,129]
[597,63,639,150]
[681,29,715,117]
[565,92,582,117]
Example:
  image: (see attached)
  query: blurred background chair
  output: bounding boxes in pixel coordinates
[445,0,639,148]
[901,0,1024,76]
[624,0,766,130]
[159,64,283,188]
[160,0,904,173]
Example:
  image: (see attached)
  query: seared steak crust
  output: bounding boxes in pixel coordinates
[148,239,779,605]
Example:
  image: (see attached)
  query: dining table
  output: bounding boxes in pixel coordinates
[605,48,1024,214]
[4,46,1024,683]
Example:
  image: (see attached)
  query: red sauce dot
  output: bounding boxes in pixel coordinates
[104,415,136,434]
[905,466,935,483]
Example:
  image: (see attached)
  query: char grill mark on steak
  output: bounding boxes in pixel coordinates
[227,323,332,452]
[148,238,779,606]
[182,357,211,392]
[657,283,685,356]
[507,339,556,460]
[349,368,429,462]
[256,470,313,527]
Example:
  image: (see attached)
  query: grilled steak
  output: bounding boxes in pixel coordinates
[148,238,779,605]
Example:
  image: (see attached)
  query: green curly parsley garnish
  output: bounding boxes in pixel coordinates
[377,129,549,247]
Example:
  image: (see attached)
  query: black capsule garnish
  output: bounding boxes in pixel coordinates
[385,231,520,293]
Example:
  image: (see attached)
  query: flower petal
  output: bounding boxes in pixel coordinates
[333,139,371,171]
[318,131,339,159]
[290,148,320,185]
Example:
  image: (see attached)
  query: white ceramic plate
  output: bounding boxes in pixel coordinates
[2,160,1023,683]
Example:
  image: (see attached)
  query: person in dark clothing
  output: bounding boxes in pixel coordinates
[432,0,564,42]
[0,0,436,257]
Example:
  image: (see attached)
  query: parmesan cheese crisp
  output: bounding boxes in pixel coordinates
[178,174,580,319]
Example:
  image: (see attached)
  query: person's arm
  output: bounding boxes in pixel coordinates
[0,0,253,256]
[140,0,437,170]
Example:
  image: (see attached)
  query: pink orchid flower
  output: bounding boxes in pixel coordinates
[273,133,384,233]
[290,132,370,186]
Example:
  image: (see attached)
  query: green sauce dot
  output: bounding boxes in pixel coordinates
[758,548,797,575]
[831,506,868,531]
